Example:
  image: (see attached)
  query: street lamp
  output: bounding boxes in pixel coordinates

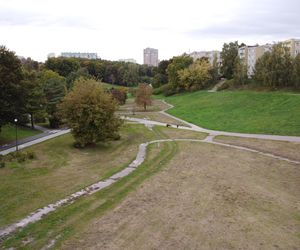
[14,118,18,152]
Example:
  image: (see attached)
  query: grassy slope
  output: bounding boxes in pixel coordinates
[165,91,300,136]
[0,124,158,228]
[0,124,40,145]
[2,126,178,249]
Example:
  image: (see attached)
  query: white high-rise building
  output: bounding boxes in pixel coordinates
[143,48,159,66]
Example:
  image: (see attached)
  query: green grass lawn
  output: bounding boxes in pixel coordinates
[0,124,40,145]
[0,124,160,228]
[164,90,300,136]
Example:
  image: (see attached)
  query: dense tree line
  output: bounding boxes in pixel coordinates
[45,57,156,87]
[0,46,158,132]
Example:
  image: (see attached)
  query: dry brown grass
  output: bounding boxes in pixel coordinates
[126,112,188,126]
[62,142,300,249]
[0,124,158,228]
[156,126,207,140]
[215,135,300,162]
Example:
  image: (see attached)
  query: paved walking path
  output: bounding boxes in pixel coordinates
[0,129,71,155]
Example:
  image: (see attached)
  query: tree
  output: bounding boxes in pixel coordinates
[152,59,171,88]
[135,83,152,110]
[210,52,220,83]
[254,43,293,88]
[292,54,300,88]
[39,70,67,128]
[167,55,193,90]
[233,57,248,85]
[45,57,80,77]
[59,79,122,147]
[178,59,212,91]
[22,70,46,128]
[221,41,239,79]
[0,46,25,130]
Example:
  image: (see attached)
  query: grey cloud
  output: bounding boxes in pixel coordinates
[187,0,300,39]
[0,8,95,29]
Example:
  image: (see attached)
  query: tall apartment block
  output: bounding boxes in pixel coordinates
[61,52,98,59]
[143,48,159,66]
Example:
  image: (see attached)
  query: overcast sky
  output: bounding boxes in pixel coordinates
[1,0,299,63]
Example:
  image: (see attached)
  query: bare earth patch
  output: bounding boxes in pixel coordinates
[62,142,300,250]
[125,112,188,127]
[215,135,300,162]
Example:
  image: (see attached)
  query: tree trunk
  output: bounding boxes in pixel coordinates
[30,113,34,129]
[144,103,146,111]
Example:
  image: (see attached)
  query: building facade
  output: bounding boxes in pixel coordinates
[238,38,300,77]
[238,44,273,77]
[61,52,98,59]
[282,38,300,57]
[189,50,222,66]
[143,48,159,66]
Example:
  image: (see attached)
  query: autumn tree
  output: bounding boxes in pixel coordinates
[110,88,127,105]
[178,59,212,91]
[59,79,122,147]
[167,55,193,90]
[135,83,152,110]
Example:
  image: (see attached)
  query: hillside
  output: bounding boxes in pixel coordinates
[164,91,300,136]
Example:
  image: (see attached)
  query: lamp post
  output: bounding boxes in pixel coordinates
[14,118,18,152]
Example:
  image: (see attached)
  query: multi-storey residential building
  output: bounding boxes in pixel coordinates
[189,50,221,66]
[143,48,159,66]
[119,58,137,63]
[61,52,98,59]
[282,38,300,57]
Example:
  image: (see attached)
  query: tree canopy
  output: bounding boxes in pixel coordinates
[221,41,239,79]
[59,79,122,147]
[0,46,25,129]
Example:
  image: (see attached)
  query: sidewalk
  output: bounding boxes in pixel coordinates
[0,129,71,155]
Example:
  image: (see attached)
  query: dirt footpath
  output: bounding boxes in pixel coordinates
[62,142,300,250]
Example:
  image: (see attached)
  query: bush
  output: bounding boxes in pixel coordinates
[0,151,36,165]
[26,151,36,159]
